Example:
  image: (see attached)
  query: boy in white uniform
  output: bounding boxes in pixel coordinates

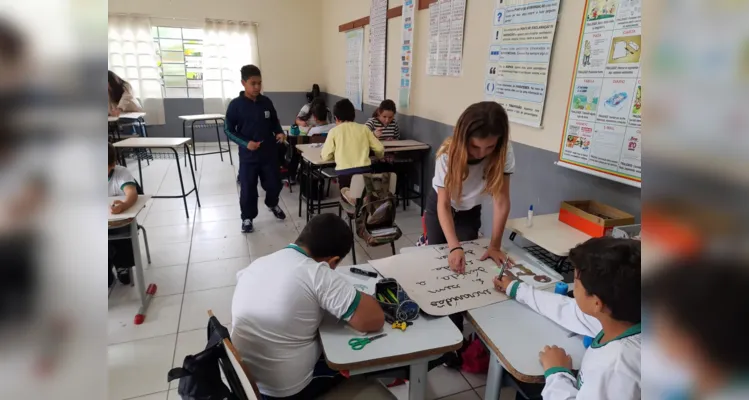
[494,237,641,400]
[231,214,385,400]
[108,143,139,287]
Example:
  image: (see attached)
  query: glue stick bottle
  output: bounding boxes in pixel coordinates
[526,204,534,227]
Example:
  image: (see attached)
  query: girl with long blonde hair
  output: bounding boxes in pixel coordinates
[426,101,515,274]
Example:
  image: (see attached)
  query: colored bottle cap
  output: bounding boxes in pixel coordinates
[554,282,568,295]
[583,336,593,348]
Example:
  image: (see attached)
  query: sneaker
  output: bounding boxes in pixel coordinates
[117,268,131,285]
[242,219,254,233]
[269,205,286,220]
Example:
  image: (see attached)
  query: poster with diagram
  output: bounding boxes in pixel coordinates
[345,28,364,111]
[398,0,416,108]
[367,0,388,104]
[483,0,561,128]
[558,0,642,186]
[426,0,466,76]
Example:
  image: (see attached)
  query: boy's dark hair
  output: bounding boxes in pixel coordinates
[372,99,396,118]
[108,143,116,166]
[310,102,329,123]
[295,214,353,260]
[644,257,749,371]
[333,99,356,122]
[569,237,641,324]
[240,65,261,81]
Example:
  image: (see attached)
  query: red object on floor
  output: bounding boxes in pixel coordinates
[386,378,408,388]
[461,336,489,374]
[340,370,350,378]
[134,314,145,325]
[146,283,157,295]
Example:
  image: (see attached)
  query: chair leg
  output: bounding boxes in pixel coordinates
[349,215,357,265]
[326,179,331,197]
[139,225,152,264]
[391,241,396,255]
[338,203,342,218]
[129,267,135,287]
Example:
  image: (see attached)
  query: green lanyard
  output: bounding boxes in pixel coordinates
[284,244,309,258]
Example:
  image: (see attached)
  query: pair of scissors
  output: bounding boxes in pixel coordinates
[348,333,387,350]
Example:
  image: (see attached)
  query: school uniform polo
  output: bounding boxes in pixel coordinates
[230,245,360,398]
[108,166,137,196]
[506,281,641,400]
[431,142,516,211]
[224,92,284,164]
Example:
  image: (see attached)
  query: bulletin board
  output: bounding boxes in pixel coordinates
[557,0,642,188]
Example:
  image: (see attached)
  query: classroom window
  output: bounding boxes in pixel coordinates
[152,26,205,98]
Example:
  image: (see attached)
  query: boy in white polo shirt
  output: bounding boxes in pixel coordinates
[494,237,641,400]
[231,214,385,400]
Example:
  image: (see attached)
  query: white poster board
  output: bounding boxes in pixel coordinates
[369,239,561,316]
[558,0,642,187]
[427,0,466,77]
[367,0,388,104]
[345,28,365,111]
[484,0,561,127]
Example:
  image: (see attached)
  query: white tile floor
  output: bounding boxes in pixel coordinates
[108,144,516,400]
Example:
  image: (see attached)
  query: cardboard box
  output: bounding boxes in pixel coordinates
[559,201,636,237]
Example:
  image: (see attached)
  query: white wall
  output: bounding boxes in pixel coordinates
[321,0,587,153]
[109,0,325,92]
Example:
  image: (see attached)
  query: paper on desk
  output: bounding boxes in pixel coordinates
[335,268,377,295]
[108,195,151,221]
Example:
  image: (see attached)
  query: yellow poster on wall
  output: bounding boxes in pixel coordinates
[557,0,642,188]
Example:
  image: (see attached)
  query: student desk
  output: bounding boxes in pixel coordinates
[113,138,201,218]
[505,213,591,274]
[319,263,463,400]
[178,114,233,170]
[295,141,430,222]
[109,112,149,165]
[108,195,156,325]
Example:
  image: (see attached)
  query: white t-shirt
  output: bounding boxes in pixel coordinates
[431,141,516,210]
[230,246,359,398]
[308,123,337,136]
[508,281,641,400]
[108,166,137,196]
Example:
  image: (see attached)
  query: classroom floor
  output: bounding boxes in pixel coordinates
[108,143,517,400]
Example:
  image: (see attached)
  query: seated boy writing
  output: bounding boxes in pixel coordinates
[320,98,384,188]
[493,237,641,400]
[108,143,139,286]
[231,214,385,400]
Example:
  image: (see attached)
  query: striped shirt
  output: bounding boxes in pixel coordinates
[365,117,400,140]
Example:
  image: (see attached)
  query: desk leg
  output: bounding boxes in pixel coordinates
[307,163,313,222]
[420,150,425,216]
[298,159,304,218]
[221,118,233,165]
[408,361,428,400]
[131,220,156,325]
[485,352,504,400]
[182,121,188,168]
[184,146,201,208]
[213,119,224,162]
[136,149,144,193]
[173,148,190,219]
[191,121,198,170]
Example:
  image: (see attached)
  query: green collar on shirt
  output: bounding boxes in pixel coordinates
[284,243,309,258]
[590,323,642,348]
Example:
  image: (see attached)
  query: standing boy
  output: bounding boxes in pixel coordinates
[224,65,286,233]
[494,237,641,400]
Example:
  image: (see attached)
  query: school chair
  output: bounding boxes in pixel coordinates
[108,181,152,288]
[338,173,399,264]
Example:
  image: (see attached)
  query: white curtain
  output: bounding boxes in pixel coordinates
[108,15,166,125]
[202,20,259,114]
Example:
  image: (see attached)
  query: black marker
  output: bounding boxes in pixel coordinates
[350,267,378,278]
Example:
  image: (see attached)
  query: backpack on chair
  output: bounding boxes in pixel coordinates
[355,173,402,246]
[167,316,240,400]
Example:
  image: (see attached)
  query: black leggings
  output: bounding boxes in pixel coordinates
[423,189,481,331]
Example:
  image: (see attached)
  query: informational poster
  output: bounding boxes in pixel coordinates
[427,0,466,77]
[558,0,642,186]
[345,28,364,111]
[367,0,388,104]
[369,239,560,316]
[398,0,416,108]
[427,2,439,75]
[484,0,561,127]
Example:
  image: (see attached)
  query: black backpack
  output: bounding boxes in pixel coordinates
[167,316,248,400]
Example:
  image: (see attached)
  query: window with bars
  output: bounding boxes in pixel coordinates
[152,26,204,98]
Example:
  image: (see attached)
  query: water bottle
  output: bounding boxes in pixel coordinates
[290,124,300,136]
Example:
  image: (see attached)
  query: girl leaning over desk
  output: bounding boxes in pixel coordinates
[425,101,515,367]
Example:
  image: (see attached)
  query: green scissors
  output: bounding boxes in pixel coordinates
[348,333,387,350]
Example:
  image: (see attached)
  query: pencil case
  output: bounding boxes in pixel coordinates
[375,278,420,322]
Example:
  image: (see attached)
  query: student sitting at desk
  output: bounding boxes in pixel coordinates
[231,214,385,400]
[108,70,143,116]
[306,102,336,136]
[108,143,139,287]
[494,237,641,400]
[365,99,400,141]
[320,98,384,188]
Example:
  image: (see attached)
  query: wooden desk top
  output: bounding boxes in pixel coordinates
[296,141,430,166]
[467,300,586,383]
[505,213,591,257]
[178,114,225,121]
[113,137,192,149]
[108,195,151,222]
[108,112,146,122]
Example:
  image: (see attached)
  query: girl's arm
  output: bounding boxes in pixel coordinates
[436,187,461,249]
[489,175,511,251]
